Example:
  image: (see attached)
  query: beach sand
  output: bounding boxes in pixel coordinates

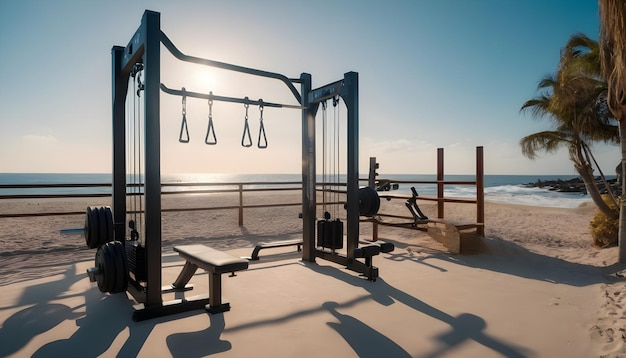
[1,192,625,357]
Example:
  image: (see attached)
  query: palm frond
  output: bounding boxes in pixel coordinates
[561,33,602,79]
[519,131,570,159]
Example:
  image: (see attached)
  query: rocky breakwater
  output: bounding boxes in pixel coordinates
[524,177,621,196]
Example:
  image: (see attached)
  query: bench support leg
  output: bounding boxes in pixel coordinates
[207,272,230,314]
[172,261,199,289]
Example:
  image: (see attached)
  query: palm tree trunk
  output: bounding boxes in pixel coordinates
[618,119,626,262]
[576,163,614,216]
[582,142,619,207]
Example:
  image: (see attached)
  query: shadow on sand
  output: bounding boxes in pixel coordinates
[303,262,534,358]
[381,235,621,287]
[0,264,231,357]
[323,300,412,357]
[2,234,617,357]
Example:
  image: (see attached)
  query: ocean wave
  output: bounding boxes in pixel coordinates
[451,185,590,208]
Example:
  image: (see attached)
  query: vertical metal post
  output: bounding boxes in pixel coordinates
[342,72,359,259]
[476,146,485,235]
[437,148,444,219]
[111,46,127,243]
[301,73,317,262]
[142,10,162,306]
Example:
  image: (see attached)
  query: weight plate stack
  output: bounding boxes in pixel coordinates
[126,240,147,282]
[84,206,115,249]
[84,207,100,249]
[94,241,129,294]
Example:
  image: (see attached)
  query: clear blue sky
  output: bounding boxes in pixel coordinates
[0,0,616,175]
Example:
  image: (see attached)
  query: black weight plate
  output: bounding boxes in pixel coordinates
[97,207,108,248]
[111,241,128,293]
[101,242,116,293]
[358,187,381,217]
[367,187,380,217]
[91,207,101,248]
[84,207,93,248]
[85,207,100,249]
[118,242,129,292]
[358,188,373,216]
[104,206,114,243]
[95,244,107,292]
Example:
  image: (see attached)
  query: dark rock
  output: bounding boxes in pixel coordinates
[524,177,621,196]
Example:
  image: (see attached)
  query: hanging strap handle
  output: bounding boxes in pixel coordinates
[205,92,217,145]
[241,98,252,147]
[257,99,267,149]
[179,87,190,143]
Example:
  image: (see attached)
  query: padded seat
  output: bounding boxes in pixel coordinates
[174,245,248,274]
[172,244,249,314]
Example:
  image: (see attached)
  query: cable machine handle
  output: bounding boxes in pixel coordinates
[179,88,190,143]
[257,100,267,149]
[241,99,252,147]
[205,94,217,145]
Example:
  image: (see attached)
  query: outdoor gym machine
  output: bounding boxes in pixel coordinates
[83,10,390,321]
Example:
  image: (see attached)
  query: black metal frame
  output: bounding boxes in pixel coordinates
[111,10,370,320]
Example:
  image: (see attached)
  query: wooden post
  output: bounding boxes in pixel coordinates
[372,221,379,241]
[476,146,485,235]
[437,148,444,219]
[238,184,243,226]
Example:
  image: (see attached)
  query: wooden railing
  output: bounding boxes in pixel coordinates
[369,147,484,237]
[0,182,303,222]
[0,181,338,226]
[0,146,484,234]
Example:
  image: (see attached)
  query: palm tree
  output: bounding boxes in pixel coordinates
[520,34,619,217]
[599,0,626,261]
[560,36,620,208]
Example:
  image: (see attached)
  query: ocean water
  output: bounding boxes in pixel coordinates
[0,173,605,208]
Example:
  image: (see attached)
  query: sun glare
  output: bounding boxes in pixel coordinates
[194,70,216,92]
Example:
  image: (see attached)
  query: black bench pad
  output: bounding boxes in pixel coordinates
[174,245,249,274]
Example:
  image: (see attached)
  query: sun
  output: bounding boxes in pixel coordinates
[193,70,217,92]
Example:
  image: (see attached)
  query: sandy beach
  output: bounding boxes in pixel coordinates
[1,192,625,357]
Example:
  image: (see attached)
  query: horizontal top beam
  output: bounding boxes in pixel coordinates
[308,79,344,104]
[160,31,302,105]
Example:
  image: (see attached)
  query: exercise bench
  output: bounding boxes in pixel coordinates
[172,245,249,314]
